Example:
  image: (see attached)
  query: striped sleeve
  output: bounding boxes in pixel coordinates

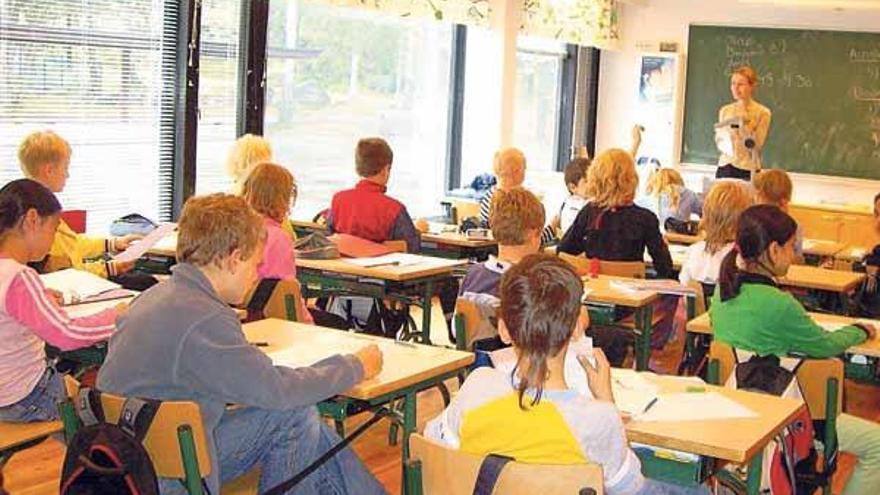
[479,187,494,226]
[5,269,116,351]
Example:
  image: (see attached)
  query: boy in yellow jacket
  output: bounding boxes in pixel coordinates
[18,130,140,278]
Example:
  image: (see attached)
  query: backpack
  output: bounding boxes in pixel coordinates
[60,388,161,495]
[726,351,822,495]
[329,296,411,338]
[109,214,159,237]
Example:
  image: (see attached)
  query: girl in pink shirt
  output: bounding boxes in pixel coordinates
[242,162,313,323]
[0,179,121,422]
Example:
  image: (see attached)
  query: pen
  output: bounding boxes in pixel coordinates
[250,341,269,347]
[642,397,659,414]
[370,261,401,268]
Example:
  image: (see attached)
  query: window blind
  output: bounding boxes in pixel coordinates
[0,0,182,231]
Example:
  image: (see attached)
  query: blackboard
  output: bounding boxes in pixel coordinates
[681,24,880,180]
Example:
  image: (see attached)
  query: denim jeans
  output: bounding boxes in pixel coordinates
[640,479,710,495]
[0,366,64,422]
[160,405,386,495]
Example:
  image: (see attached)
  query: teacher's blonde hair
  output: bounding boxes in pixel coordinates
[587,148,638,208]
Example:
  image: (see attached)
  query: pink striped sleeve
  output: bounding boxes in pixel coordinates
[6,270,116,351]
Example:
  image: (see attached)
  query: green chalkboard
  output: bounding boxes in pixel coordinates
[681,24,880,180]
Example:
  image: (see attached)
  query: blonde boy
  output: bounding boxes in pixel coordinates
[754,168,804,258]
[97,194,384,494]
[18,130,140,278]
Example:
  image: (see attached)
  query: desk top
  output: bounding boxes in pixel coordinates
[836,245,872,262]
[421,231,497,248]
[645,244,688,271]
[242,319,473,401]
[297,256,466,282]
[802,239,846,258]
[626,374,804,463]
[582,275,659,307]
[779,265,866,293]
[686,311,880,358]
[664,232,702,246]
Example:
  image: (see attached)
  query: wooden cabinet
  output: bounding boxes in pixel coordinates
[789,204,879,249]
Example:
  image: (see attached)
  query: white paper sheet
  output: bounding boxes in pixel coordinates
[637,392,757,422]
[113,223,177,262]
[40,269,121,305]
[343,253,429,268]
[610,368,659,416]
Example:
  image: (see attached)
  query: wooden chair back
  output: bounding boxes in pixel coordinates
[244,278,305,322]
[63,377,212,480]
[685,280,707,315]
[383,240,408,253]
[557,253,645,279]
[408,434,604,495]
[454,297,497,350]
[0,420,62,453]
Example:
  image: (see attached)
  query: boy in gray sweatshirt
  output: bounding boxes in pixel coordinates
[97,193,386,494]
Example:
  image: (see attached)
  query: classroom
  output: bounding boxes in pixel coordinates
[3,0,880,494]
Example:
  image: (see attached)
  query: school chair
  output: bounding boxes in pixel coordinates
[407,433,604,495]
[243,278,304,322]
[0,419,63,491]
[60,210,87,234]
[557,253,646,279]
[707,341,842,494]
[677,281,712,376]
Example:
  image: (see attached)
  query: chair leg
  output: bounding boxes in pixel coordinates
[177,425,205,495]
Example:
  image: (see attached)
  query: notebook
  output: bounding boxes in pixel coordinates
[40,269,122,305]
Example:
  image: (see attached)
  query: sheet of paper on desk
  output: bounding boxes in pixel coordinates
[65,295,134,318]
[40,269,121,305]
[344,253,426,268]
[267,341,370,369]
[611,369,659,416]
[113,223,177,262]
[638,392,757,422]
[609,279,696,296]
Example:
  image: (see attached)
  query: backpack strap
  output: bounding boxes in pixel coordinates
[472,454,515,495]
[118,397,161,443]
[247,278,280,320]
[75,388,105,427]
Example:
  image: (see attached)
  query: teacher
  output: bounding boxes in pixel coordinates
[716,66,772,180]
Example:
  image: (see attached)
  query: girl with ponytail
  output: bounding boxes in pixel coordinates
[710,205,880,495]
[0,179,123,423]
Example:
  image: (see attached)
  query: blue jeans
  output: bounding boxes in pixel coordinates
[160,406,386,495]
[0,366,63,422]
[641,479,710,494]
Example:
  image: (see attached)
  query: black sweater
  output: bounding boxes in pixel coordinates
[557,202,674,279]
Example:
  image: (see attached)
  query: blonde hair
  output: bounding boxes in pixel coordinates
[732,65,759,86]
[493,148,526,188]
[753,169,792,206]
[701,181,754,254]
[490,188,545,245]
[18,130,71,178]
[242,162,297,223]
[226,134,273,186]
[645,168,684,209]
[587,149,638,208]
[177,193,265,267]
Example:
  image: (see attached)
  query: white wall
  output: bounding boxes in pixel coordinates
[596,0,880,207]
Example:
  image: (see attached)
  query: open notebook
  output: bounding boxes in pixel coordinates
[40,269,124,305]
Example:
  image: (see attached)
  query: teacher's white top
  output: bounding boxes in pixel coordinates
[717,100,772,172]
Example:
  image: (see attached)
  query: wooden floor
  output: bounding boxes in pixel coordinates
[4,300,880,494]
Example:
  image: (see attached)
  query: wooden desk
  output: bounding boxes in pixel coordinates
[779,265,866,314]
[802,238,845,259]
[645,243,688,272]
[583,275,659,371]
[296,256,466,345]
[243,319,474,494]
[627,374,805,494]
[419,231,498,261]
[664,232,701,246]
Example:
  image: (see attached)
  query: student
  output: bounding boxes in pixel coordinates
[558,158,590,236]
[97,194,385,494]
[639,167,702,227]
[427,254,706,495]
[477,148,555,245]
[558,148,673,279]
[679,180,753,288]
[226,133,273,194]
[710,204,880,495]
[716,65,772,180]
[0,179,120,423]
[860,193,880,317]
[753,168,803,259]
[241,162,312,323]
[18,130,142,280]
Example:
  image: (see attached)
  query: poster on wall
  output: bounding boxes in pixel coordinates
[636,53,684,168]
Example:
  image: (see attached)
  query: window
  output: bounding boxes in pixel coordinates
[458,26,502,187]
[264,0,453,219]
[195,0,242,194]
[513,36,567,172]
[0,0,180,232]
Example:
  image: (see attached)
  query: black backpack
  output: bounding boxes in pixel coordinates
[60,388,161,495]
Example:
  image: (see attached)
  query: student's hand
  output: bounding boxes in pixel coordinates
[114,302,129,318]
[46,288,64,307]
[354,344,383,380]
[550,214,561,231]
[111,259,136,275]
[631,125,643,145]
[867,266,879,294]
[578,349,614,403]
[819,257,834,270]
[859,324,878,341]
[113,234,143,252]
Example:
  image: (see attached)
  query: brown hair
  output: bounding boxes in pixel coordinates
[754,169,793,206]
[18,130,71,178]
[701,181,754,254]
[242,162,297,223]
[563,158,590,192]
[587,148,638,208]
[355,138,393,177]
[499,253,583,409]
[177,194,265,267]
[490,188,545,245]
[732,65,759,86]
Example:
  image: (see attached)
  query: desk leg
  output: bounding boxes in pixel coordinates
[402,390,418,495]
[420,280,434,345]
[745,451,763,495]
[635,306,653,371]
